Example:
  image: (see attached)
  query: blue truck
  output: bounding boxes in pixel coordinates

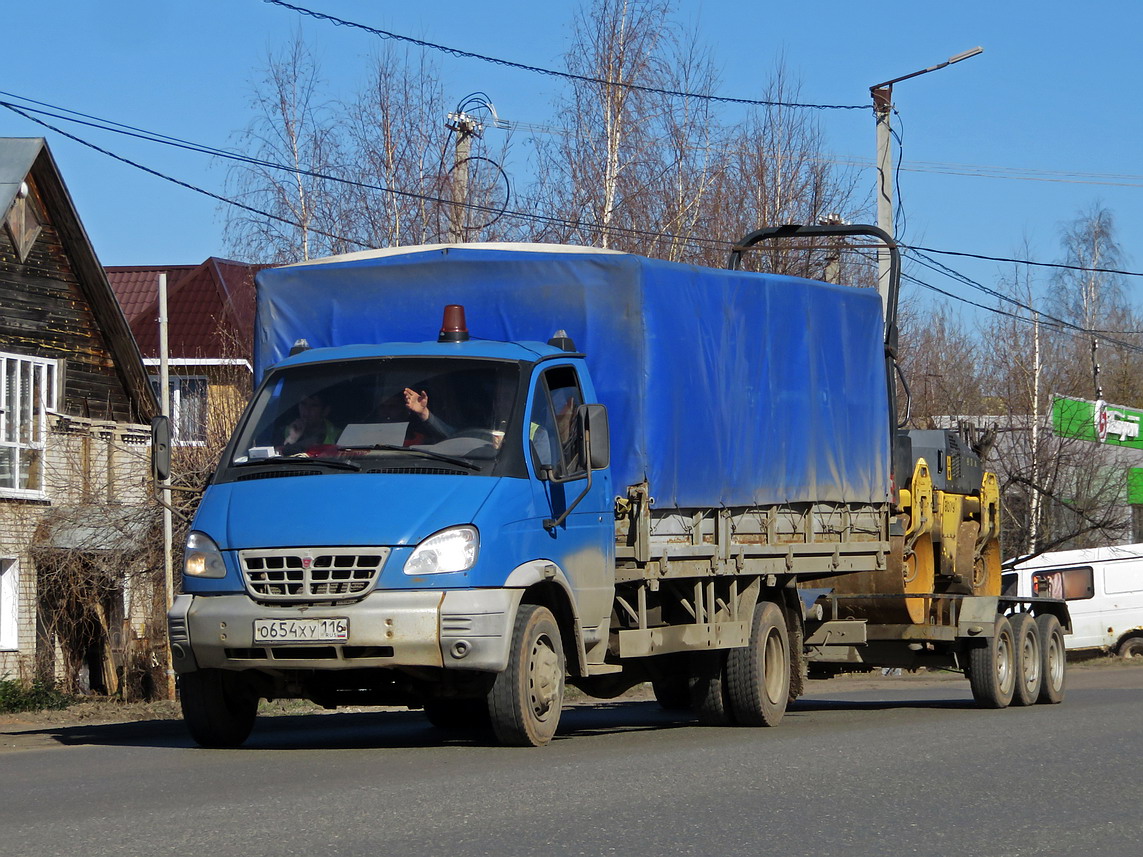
[162,225,1068,747]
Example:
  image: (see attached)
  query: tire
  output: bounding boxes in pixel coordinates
[726,600,791,727]
[1036,613,1067,704]
[179,669,258,748]
[967,614,1016,709]
[488,604,565,746]
[651,675,692,711]
[423,698,491,731]
[1008,613,1042,707]
[689,651,735,725]
[1118,636,1143,659]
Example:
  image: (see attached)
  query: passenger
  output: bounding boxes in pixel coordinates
[281,393,339,454]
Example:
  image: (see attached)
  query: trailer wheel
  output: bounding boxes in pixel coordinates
[1118,636,1143,659]
[488,604,565,746]
[726,600,790,727]
[179,669,258,748]
[1008,613,1042,707]
[1036,614,1067,704]
[967,614,1015,709]
[690,652,735,725]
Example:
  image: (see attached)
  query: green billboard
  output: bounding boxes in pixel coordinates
[1052,395,1143,450]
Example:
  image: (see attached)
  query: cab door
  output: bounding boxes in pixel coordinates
[525,364,614,629]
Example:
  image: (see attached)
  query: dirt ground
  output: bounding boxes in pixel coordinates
[2,655,1137,740]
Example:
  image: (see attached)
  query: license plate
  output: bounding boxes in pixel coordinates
[252,618,349,644]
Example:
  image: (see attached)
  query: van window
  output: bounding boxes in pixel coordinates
[1104,566,1143,596]
[1031,566,1095,601]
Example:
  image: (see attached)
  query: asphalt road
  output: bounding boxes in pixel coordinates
[2,665,1141,857]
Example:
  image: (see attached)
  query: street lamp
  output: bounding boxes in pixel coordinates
[870,46,983,314]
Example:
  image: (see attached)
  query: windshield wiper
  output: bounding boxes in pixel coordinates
[234,455,361,472]
[339,444,480,471]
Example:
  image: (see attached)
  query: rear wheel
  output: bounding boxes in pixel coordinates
[689,652,735,725]
[488,604,565,746]
[968,614,1015,709]
[1008,613,1042,707]
[1036,613,1066,704]
[726,600,790,727]
[651,675,692,711]
[179,669,258,748]
[1118,636,1143,659]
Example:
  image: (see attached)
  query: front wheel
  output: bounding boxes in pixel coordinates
[179,669,258,748]
[488,604,565,746]
[967,614,1016,709]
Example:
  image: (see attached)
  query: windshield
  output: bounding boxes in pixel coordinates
[229,357,520,474]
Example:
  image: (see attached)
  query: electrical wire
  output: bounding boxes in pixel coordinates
[7,86,1142,280]
[8,86,1143,338]
[0,98,733,257]
[260,0,868,112]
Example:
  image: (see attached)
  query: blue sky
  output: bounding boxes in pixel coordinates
[4,0,1141,321]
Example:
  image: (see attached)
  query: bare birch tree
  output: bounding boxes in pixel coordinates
[225,33,344,263]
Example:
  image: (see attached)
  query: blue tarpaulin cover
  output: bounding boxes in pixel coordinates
[255,244,891,508]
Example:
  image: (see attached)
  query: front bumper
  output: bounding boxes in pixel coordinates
[168,588,523,675]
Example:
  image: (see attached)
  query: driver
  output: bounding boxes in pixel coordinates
[403,387,455,440]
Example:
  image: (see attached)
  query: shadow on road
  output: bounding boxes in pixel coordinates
[791,694,978,713]
[4,690,984,752]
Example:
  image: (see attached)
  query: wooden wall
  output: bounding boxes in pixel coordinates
[0,175,138,423]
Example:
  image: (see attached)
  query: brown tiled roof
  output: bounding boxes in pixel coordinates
[107,260,265,361]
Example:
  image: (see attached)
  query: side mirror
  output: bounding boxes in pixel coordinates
[583,404,609,470]
[151,415,171,482]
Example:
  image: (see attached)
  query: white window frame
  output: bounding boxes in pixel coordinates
[0,558,17,651]
[150,375,209,447]
[0,351,60,499]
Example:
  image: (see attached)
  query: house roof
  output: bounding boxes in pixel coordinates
[0,137,157,421]
[107,259,262,361]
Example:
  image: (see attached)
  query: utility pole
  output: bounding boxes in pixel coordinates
[869,47,983,318]
[818,214,847,284]
[158,272,175,700]
[872,85,894,316]
[446,110,483,243]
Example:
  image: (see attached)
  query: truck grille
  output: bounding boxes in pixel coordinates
[239,547,390,602]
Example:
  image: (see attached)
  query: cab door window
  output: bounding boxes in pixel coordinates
[529,366,584,477]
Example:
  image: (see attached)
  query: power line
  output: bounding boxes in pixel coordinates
[260,0,867,112]
[907,244,1141,278]
[8,88,1143,321]
[903,249,1143,353]
[8,86,1143,281]
[0,98,732,257]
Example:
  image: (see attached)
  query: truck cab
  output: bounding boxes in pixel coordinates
[168,313,613,746]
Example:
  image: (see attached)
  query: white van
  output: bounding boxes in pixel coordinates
[1004,544,1143,658]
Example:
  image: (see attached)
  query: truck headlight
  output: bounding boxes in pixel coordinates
[184,531,227,578]
[404,526,479,575]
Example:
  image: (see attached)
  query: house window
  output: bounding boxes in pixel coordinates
[150,376,208,445]
[0,558,17,650]
[0,351,59,497]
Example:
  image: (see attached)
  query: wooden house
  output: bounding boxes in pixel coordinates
[0,137,159,695]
